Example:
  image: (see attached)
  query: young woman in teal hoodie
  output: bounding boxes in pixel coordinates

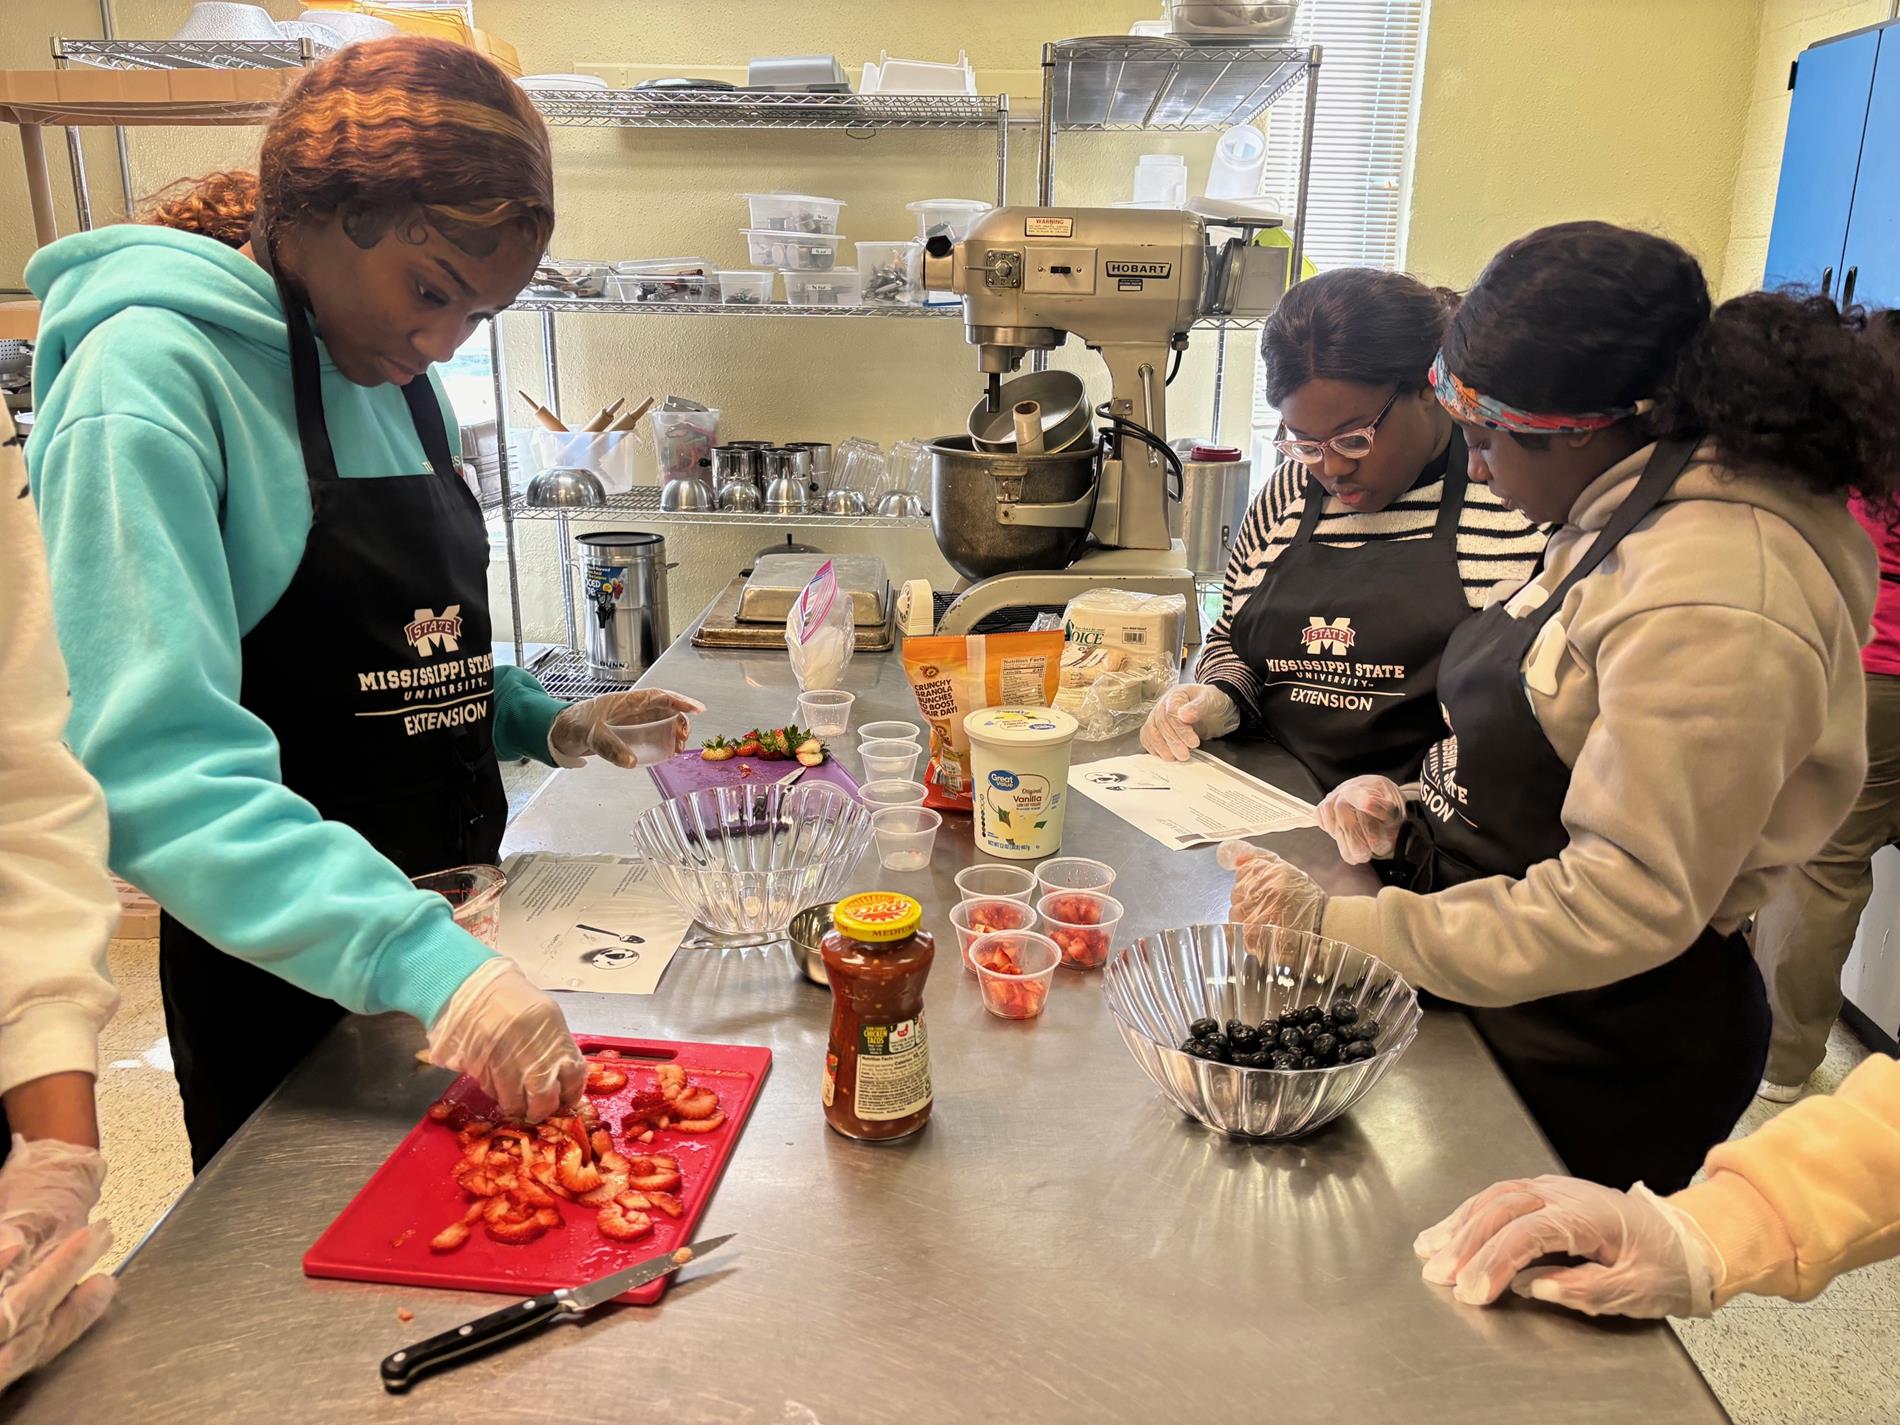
[26,38,699,1170]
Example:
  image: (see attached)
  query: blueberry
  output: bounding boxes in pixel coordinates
[1299,1054,1321,1070]
[1203,1032,1231,1057]
[1228,1024,1262,1053]
[1309,1032,1338,1059]
[1189,1017,1220,1040]
[1278,1027,1305,1051]
[1270,1051,1300,1070]
[1330,1001,1359,1025]
[1298,1006,1326,1027]
[1341,1040,1376,1063]
[1234,1050,1273,1069]
[1185,1039,1224,1062]
[1225,1018,1254,1041]
[1356,1018,1382,1042]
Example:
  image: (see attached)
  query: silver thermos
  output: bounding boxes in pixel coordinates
[1171,443,1251,580]
[577,530,672,682]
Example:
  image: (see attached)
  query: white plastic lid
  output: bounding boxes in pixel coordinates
[907,198,992,213]
[741,192,846,207]
[963,706,1079,748]
[741,228,847,245]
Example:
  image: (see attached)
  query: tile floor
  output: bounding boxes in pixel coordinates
[89,767,1898,1420]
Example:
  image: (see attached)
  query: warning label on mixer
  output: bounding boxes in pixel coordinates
[1026,215,1074,237]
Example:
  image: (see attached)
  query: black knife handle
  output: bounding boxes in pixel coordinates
[380,1292,571,1393]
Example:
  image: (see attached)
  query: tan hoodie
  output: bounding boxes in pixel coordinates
[1320,440,1877,1006]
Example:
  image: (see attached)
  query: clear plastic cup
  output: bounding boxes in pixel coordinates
[611,713,687,767]
[871,806,942,871]
[968,930,1060,1020]
[797,689,855,737]
[861,738,922,782]
[858,241,924,306]
[950,897,1039,970]
[859,779,927,811]
[858,720,922,746]
[412,865,506,948]
[1036,890,1125,972]
[954,863,1038,904]
[1036,856,1116,898]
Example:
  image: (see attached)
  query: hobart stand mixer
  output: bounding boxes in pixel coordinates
[924,205,1285,643]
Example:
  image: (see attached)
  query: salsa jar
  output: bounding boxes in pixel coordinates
[820,892,935,1141]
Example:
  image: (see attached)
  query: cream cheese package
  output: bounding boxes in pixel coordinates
[1056,589,1186,740]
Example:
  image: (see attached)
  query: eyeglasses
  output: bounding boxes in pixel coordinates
[1273,387,1403,466]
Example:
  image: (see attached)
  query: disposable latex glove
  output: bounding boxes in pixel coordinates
[1140,684,1240,762]
[427,958,587,1122]
[1317,775,1410,865]
[1413,1175,1721,1319]
[0,1139,115,1391]
[549,688,706,769]
[1226,845,1327,935]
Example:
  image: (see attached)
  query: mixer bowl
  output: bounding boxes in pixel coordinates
[928,435,1097,581]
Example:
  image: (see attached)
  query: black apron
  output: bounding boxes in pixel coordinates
[1400,437,1768,1192]
[158,235,506,1172]
[1232,432,1476,789]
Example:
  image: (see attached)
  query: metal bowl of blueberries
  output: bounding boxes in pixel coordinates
[1103,923,1422,1141]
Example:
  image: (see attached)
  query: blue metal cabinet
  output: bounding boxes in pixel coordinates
[1762,27,1880,295]
[1840,37,1900,311]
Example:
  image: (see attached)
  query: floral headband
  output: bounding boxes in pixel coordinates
[1429,351,1654,434]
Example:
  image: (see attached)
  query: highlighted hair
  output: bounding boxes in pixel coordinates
[144,37,553,256]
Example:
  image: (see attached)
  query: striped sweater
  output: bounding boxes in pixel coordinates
[1198,458,1550,723]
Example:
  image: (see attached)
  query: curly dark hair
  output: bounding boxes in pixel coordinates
[1261,267,1460,406]
[1442,221,1900,519]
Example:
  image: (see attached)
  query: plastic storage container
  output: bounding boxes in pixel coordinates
[963,706,1080,860]
[714,270,775,305]
[1205,125,1269,199]
[648,408,721,483]
[1132,154,1189,208]
[907,198,993,244]
[857,241,924,306]
[608,258,710,304]
[743,229,846,272]
[781,268,865,306]
[741,192,845,234]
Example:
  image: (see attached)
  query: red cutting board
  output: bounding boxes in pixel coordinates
[647,748,860,802]
[303,1036,770,1305]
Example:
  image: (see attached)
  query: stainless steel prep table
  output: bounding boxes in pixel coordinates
[8,611,1728,1425]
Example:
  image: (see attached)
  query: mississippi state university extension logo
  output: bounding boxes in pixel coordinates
[404,605,463,657]
[1300,616,1356,656]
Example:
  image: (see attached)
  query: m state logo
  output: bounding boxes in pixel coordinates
[405,605,464,657]
[1299,616,1356,656]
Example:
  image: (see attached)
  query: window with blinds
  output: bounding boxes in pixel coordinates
[1251,0,1431,464]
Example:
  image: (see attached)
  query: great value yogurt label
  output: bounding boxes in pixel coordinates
[963,706,1080,860]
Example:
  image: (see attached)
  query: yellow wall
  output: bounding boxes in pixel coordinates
[1405,0,1761,295]
[1719,0,1891,294]
[10,1,1889,634]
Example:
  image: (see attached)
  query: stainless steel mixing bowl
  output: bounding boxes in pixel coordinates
[928,436,1097,581]
[525,465,607,509]
[1103,923,1422,1140]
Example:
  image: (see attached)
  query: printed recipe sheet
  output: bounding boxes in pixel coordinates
[1067,751,1317,850]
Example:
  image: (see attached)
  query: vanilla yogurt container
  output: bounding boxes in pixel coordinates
[962,706,1080,860]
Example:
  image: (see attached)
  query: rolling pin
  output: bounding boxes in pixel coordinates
[1012,400,1046,454]
[605,396,657,433]
[515,388,567,432]
[580,397,627,433]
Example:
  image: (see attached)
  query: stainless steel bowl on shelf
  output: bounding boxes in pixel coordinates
[628,782,871,939]
[524,465,607,509]
[1103,923,1422,1141]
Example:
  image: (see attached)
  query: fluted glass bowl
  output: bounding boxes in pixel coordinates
[629,782,871,937]
[1103,923,1422,1140]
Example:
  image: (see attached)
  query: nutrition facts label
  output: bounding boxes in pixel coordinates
[854,1015,933,1121]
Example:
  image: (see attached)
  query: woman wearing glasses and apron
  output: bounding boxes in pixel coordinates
[1226,222,1900,1191]
[1144,269,1547,809]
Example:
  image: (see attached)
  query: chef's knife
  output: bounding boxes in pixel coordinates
[379,1234,733,1392]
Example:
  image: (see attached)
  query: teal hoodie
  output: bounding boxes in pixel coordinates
[26,226,566,1029]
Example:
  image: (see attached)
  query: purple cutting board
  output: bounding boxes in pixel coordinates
[647,749,862,802]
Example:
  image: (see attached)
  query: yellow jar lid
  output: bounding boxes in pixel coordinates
[833,892,923,942]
